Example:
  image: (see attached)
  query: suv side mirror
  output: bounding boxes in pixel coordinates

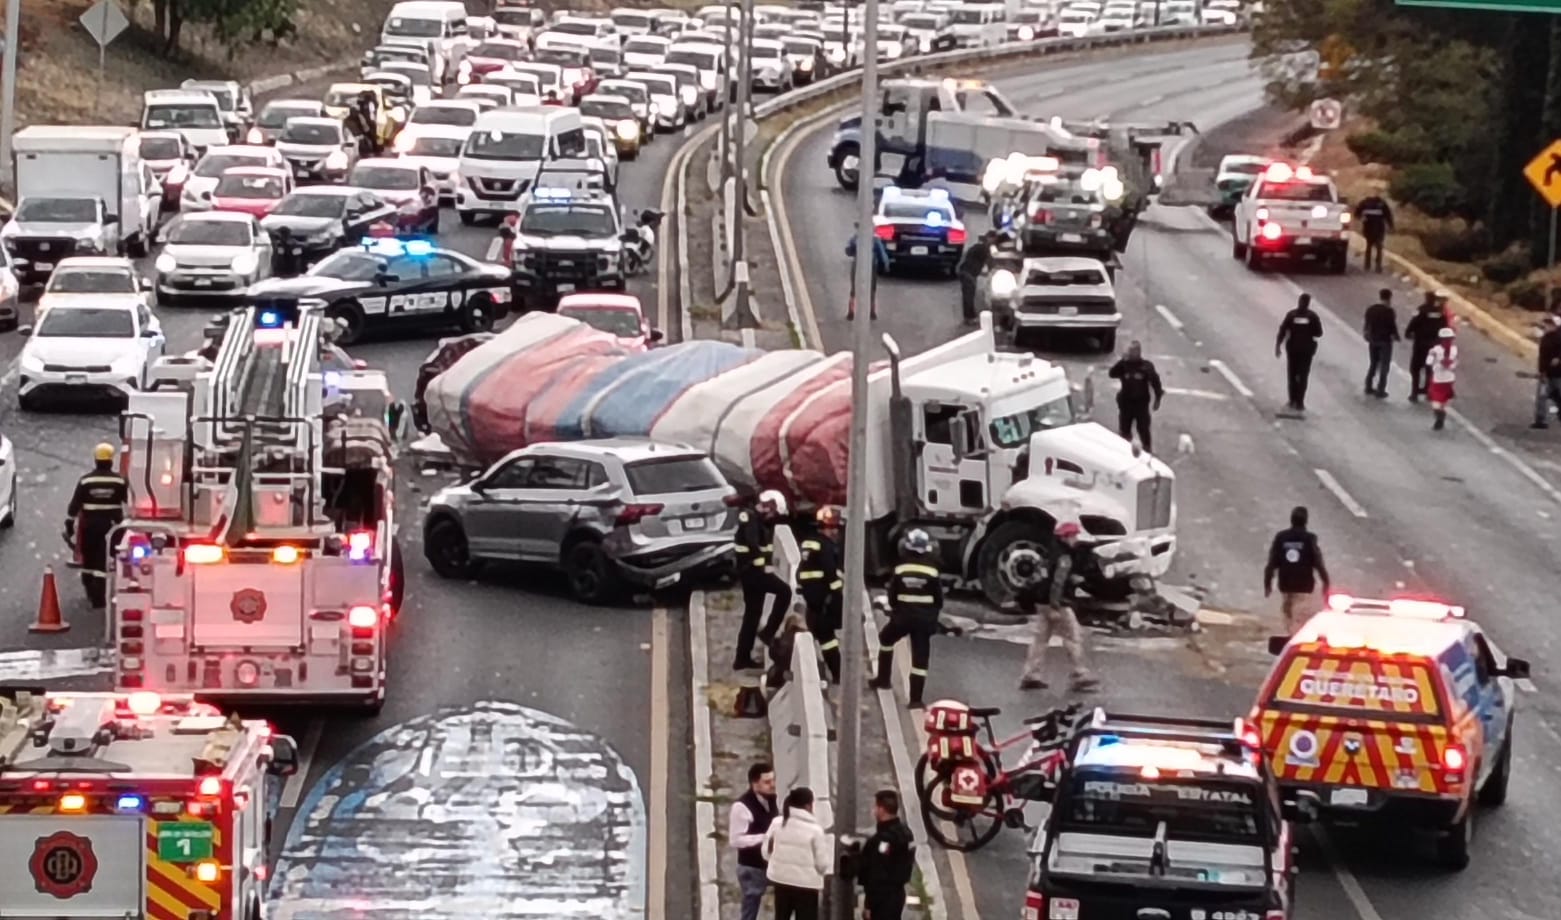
[1282,790,1320,824]
[1504,657,1531,680]
[264,734,300,776]
[1266,635,1289,656]
[648,328,664,343]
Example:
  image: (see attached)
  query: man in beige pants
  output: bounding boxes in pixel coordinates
[1264,506,1331,634]
[1014,523,1100,693]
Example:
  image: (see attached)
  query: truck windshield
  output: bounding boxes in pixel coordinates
[144,103,222,129]
[1056,773,1266,846]
[1258,181,1335,202]
[168,219,253,246]
[16,198,96,222]
[520,204,616,236]
[406,135,465,157]
[903,15,941,28]
[950,9,987,23]
[989,397,1073,448]
[384,16,443,37]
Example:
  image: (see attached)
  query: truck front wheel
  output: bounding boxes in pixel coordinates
[975,520,1054,608]
[833,144,861,191]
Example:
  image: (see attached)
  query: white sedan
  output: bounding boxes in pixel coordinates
[394,125,470,204]
[17,300,165,411]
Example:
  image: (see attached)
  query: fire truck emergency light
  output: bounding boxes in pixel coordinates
[116,794,144,811]
[59,793,87,812]
[198,776,222,796]
[348,605,379,628]
[272,545,301,565]
[126,691,162,715]
[348,530,374,560]
[184,544,225,565]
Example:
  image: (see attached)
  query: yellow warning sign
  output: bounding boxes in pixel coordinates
[1523,139,1561,209]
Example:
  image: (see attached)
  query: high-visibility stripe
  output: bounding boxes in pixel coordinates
[80,476,126,485]
[910,667,928,676]
[81,503,123,510]
[896,563,940,578]
[145,820,223,917]
[734,545,752,552]
[820,640,839,651]
[797,571,823,580]
[749,558,768,567]
[801,541,821,550]
[828,580,843,590]
[895,594,935,604]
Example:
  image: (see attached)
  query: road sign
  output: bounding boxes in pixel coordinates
[1399,0,1561,11]
[79,0,129,49]
[1523,139,1561,209]
[1309,98,1343,131]
[156,822,215,863]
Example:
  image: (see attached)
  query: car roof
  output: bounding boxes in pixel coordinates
[1290,608,1473,658]
[1023,256,1111,272]
[54,257,135,269]
[522,438,702,463]
[291,185,361,197]
[559,292,643,312]
[264,98,324,109]
[206,144,280,157]
[144,90,219,104]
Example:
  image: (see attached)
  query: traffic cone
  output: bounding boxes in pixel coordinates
[29,567,69,633]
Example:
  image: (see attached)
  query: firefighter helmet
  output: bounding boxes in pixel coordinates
[816,506,842,529]
[757,489,787,516]
[93,443,114,463]
[899,528,934,558]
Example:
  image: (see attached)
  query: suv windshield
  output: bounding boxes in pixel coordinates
[352,165,420,190]
[550,20,598,34]
[407,135,465,157]
[282,122,342,144]
[752,44,782,58]
[520,203,616,237]
[614,12,651,28]
[144,103,221,129]
[625,38,666,53]
[36,307,134,338]
[560,305,642,337]
[195,153,267,178]
[17,198,97,222]
[214,174,284,198]
[47,270,135,294]
[666,49,714,68]
[168,219,252,246]
[139,136,183,159]
[989,397,1074,448]
[271,193,347,218]
[625,456,726,494]
[384,16,443,37]
[1057,773,1266,846]
[464,130,545,160]
[258,104,316,128]
[412,106,478,127]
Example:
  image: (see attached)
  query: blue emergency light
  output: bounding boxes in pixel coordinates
[925,210,944,227]
[405,239,433,257]
[116,794,144,811]
[130,544,151,561]
[363,236,435,257]
[258,310,282,329]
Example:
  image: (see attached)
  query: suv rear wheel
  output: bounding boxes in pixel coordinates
[563,538,619,605]
[1477,732,1511,807]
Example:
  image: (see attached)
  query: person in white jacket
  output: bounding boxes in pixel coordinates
[1426,325,1458,431]
[762,786,831,920]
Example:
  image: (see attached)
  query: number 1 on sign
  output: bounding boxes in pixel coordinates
[176,838,192,857]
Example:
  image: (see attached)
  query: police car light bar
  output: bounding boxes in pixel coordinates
[533,187,575,199]
[1264,162,1294,182]
[362,237,435,257]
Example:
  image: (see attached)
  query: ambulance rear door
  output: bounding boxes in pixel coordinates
[0,813,144,918]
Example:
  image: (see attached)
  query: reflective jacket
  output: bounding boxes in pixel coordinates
[888,560,942,626]
[796,532,843,605]
[733,508,774,574]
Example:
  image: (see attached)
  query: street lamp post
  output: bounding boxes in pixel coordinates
[0,0,20,194]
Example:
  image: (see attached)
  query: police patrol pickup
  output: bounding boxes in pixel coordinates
[509,186,629,308]
[1231,163,1351,274]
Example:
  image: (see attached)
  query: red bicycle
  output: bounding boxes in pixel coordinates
[915,701,1085,852]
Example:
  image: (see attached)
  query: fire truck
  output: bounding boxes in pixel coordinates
[0,688,299,920]
[109,298,403,712]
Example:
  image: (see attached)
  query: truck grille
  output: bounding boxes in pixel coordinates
[531,250,606,281]
[470,176,529,199]
[8,237,77,260]
[1136,475,1173,530]
[44,363,111,373]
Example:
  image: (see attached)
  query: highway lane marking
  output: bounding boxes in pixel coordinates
[1153,302,1185,332]
[484,236,502,261]
[1316,833,1389,920]
[687,592,720,920]
[1315,468,1369,518]
[1208,358,1254,398]
[648,605,670,920]
[279,718,323,809]
[1164,386,1228,401]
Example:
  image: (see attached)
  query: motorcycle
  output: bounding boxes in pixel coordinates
[622,207,664,276]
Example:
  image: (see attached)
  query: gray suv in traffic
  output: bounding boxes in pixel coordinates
[423,439,738,603]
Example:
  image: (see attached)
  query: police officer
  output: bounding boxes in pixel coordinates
[1013,525,1099,693]
[348,91,380,156]
[857,789,915,920]
[1275,293,1323,413]
[273,225,305,277]
[1353,193,1395,272]
[956,230,996,326]
[1263,506,1331,635]
[1404,291,1448,401]
[65,443,130,609]
[869,529,943,708]
[1108,340,1164,452]
[796,506,843,683]
[732,490,794,671]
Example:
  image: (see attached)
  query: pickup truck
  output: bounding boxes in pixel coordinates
[1231,163,1351,273]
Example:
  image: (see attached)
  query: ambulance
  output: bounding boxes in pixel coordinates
[0,688,298,920]
[1251,594,1529,869]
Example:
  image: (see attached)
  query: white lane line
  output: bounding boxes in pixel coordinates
[1208,359,1254,398]
[1315,468,1369,519]
[280,719,323,809]
[1317,833,1389,920]
[1164,386,1228,401]
[1153,303,1184,332]
[688,592,720,920]
[648,605,670,920]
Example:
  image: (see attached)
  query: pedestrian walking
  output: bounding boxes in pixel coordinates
[1275,293,1323,412]
[869,529,944,708]
[1362,287,1399,398]
[1534,316,1561,429]
[730,762,779,920]
[796,506,844,683]
[956,230,996,325]
[1013,524,1100,693]
[857,790,915,920]
[1353,193,1395,272]
[1427,325,1458,430]
[762,786,830,920]
[1108,340,1164,452]
[732,490,794,671]
[1404,291,1448,401]
[1263,506,1331,635]
[845,228,890,321]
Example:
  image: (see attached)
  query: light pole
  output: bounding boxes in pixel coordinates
[729,0,757,328]
[0,0,20,197]
[832,0,879,913]
[720,0,735,181]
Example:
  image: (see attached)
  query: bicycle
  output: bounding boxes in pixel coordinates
[915,702,1086,852]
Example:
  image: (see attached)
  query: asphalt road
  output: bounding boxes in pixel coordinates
[778,42,1561,920]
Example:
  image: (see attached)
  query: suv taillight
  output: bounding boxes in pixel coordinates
[1022,892,1044,920]
[615,502,665,526]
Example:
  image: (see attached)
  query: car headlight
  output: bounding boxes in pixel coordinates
[615,120,639,141]
[681,87,696,104]
[989,268,1018,301]
[326,150,349,170]
[155,253,177,273]
[231,252,258,274]
[799,57,814,70]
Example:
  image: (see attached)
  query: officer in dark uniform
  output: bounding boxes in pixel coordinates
[869,529,944,708]
[795,506,843,683]
[65,443,130,609]
[857,789,915,920]
[1275,293,1323,412]
[273,225,306,277]
[732,490,793,671]
[1404,291,1448,401]
[1107,340,1164,452]
[1263,505,1331,635]
[956,230,996,325]
[1353,193,1394,271]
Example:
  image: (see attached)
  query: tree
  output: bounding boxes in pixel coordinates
[131,0,297,55]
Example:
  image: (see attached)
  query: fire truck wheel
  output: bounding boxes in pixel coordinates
[326,301,367,345]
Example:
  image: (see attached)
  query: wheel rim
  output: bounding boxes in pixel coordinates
[570,551,602,598]
[435,529,469,571]
[840,154,859,184]
[994,540,1045,594]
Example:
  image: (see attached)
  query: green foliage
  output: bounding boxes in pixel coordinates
[183,0,299,47]
[1345,128,1432,165]
[1392,163,1465,219]
[1416,220,1491,264]
[1479,244,1531,284]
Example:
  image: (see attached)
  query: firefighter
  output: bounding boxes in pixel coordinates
[796,506,843,683]
[65,443,130,609]
[869,529,943,708]
[956,230,996,326]
[732,490,794,671]
[1404,291,1448,401]
[1012,526,1099,693]
[1107,340,1163,452]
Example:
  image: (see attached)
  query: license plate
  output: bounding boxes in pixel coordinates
[556,283,576,293]
[558,260,574,267]
[35,262,53,272]
[193,279,213,287]
[1330,788,1369,807]
[1058,306,1078,316]
[684,516,707,530]
[1059,232,1083,243]
[1297,236,1313,245]
[66,374,87,384]
[910,245,928,255]
[37,243,50,252]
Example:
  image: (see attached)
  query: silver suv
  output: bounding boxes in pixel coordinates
[422,438,738,603]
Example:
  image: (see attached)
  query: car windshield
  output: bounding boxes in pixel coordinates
[385,65,432,85]
[189,85,236,110]
[473,41,525,59]
[561,305,642,336]
[1031,181,1102,205]
[1259,180,1335,202]
[464,130,545,160]
[271,193,347,218]
[666,49,714,68]
[534,47,585,66]
[385,16,443,37]
[195,153,266,178]
[139,136,183,159]
[625,456,726,494]
[520,203,616,236]
[492,74,540,92]
[550,20,598,34]
[591,47,622,64]
[36,307,135,338]
[495,9,532,24]
[625,38,666,53]
[258,104,316,128]
[1057,774,1265,846]
[282,122,342,144]
[752,44,782,58]
[950,8,986,22]
[902,14,940,27]
[614,12,652,28]
[784,39,819,53]
[407,135,465,157]
[988,397,1074,448]
[602,83,647,103]
[309,249,389,281]
[214,174,284,199]
[47,269,135,294]
[883,201,955,220]
[654,68,696,88]
[17,198,96,222]
[411,106,478,127]
[168,219,252,246]
[352,165,421,190]
[1024,266,1108,286]
[144,103,222,129]
[582,98,635,119]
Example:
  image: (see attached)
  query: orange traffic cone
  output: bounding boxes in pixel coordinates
[29,567,68,633]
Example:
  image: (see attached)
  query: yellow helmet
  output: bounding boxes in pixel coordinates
[93,443,115,462]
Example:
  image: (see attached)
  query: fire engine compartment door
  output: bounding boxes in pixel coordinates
[0,814,144,918]
[192,563,306,647]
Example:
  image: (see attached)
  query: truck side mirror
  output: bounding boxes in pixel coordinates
[1267,635,1288,656]
[1282,790,1320,824]
[264,734,300,776]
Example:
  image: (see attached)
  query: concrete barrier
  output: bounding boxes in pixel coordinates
[762,523,834,828]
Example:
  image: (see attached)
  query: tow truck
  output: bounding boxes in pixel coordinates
[0,688,298,920]
[1231,162,1351,273]
[108,297,404,712]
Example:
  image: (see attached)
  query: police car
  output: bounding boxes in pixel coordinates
[509,186,629,308]
[1253,595,1528,869]
[245,237,512,345]
[1025,709,1303,920]
[872,186,966,275]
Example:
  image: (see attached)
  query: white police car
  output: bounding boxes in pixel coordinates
[872,186,967,276]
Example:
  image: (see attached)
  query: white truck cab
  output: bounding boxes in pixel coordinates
[5,126,161,260]
[456,107,588,223]
[1231,162,1351,273]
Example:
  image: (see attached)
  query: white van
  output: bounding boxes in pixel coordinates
[1058,3,1100,35]
[140,89,228,152]
[6,126,162,259]
[381,0,475,83]
[948,3,1006,46]
[456,108,587,223]
[665,42,727,109]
